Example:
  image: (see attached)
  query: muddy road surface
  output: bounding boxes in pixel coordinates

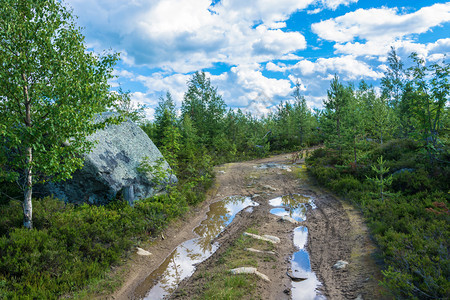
[111,153,385,300]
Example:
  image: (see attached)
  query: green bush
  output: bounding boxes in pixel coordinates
[330,175,362,195]
[308,165,340,186]
[0,185,202,299]
[391,168,433,195]
[307,143,450,299]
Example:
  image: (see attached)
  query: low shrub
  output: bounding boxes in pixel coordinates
[330,175,362,196]
[0,175,208,299]
[307,145,450,299]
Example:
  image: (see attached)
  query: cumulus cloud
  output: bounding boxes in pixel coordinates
[288,56,383,80]
[68,0,360,73]
[68,0,312,73]
[312,3,450,43]
[66,0,448,117]
[266,62,287,72]
[320,0,358,10]
[210,64,293,108]
[129,92,156,120]
[312,3,450,59]
[134,72,191,107]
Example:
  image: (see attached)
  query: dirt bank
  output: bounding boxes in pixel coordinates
[109,153,385,300]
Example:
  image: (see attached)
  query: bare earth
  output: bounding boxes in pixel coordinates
[109,153,386,300]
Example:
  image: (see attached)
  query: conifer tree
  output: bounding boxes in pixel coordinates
[181,71,226,148]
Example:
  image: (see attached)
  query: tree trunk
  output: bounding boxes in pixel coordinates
[337,118,341,158]
[22,72,33,229]
[23,147,33,229]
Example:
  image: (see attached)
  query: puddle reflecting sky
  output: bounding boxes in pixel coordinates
[291,227,325,300]
[140,196,258,300]
[253,163,292,171]
[269,194,314,222]
[143,239,219,299]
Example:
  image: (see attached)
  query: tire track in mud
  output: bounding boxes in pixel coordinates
[170,154,386,300]
[111,153,385,300]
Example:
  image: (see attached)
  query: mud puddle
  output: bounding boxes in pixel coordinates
[253,163,293,171]
[268,194,324,299]
[135,195,258,299]
[291,226,325,300]
[269,194,316,222]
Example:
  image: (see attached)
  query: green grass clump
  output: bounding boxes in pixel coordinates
[192,228,273,300]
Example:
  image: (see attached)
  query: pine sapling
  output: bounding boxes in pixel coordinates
[367,156,393,202]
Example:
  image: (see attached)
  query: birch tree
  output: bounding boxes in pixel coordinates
[0,0,118,228]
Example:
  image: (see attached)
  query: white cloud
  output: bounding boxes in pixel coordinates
[129,92,156,120]
[312,3,450,43]
[210,64,293,108]
[266,62,287,72]
[311,3,450,63]
[67,0,313,73]
[320,0,358,10]
[244,97,274,117]
[66,0,449,116]
[135,72,191,107]
[252,26,306,56]
[291,56,383,80]
[334,38,450,61]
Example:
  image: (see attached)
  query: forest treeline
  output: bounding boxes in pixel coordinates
[0,0,448,297]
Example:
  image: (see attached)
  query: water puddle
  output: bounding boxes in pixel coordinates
[254,163,292,171]
[291,227,325,300]
[269,194,315,222]
[268,194,324,299]
[137,195,258,300]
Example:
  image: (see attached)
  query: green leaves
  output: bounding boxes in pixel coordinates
[0,0,119,227]
[182,71,226,148]
[366,155,394,202]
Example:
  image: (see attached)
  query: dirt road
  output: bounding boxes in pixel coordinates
[111,153,385,300]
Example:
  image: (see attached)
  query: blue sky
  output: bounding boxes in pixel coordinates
[66,0,450,119]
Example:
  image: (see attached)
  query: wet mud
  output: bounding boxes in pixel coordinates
[110,153,386,300]
[134,196,258,299]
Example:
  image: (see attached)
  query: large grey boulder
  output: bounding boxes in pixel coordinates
[43,113,176,205]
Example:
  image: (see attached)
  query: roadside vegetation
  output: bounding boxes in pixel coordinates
[306,49,449,299]
[0,1,448,299]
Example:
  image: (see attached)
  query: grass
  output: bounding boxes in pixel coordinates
[190,227,274,300]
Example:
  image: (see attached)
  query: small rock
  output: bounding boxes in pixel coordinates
[263,185,277,191]
[286,271,307,282]
[230,267,270,282]
[245,248,276,255]
[136,247,152,256]
[333,260,349,269]
[355,294,364,300]
[243,232,280,244]
[262,234,281,243]
[244,207,254,213]
[280,215,299,224]
[217,170,226,174]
